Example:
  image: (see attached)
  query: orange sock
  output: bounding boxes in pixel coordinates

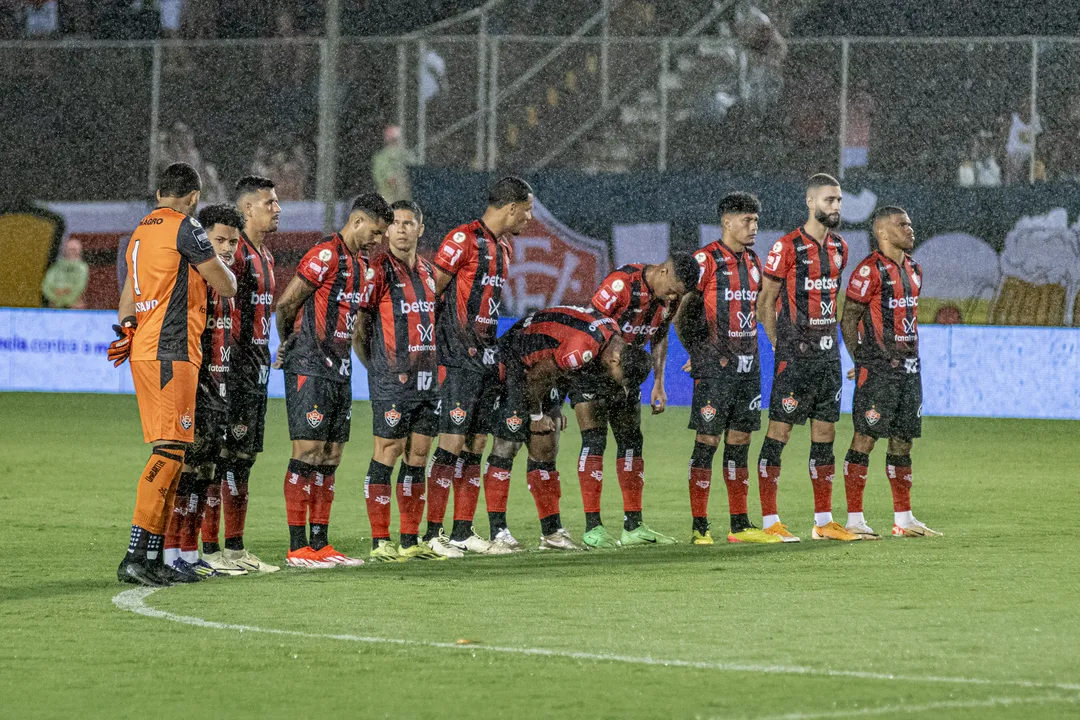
[132,446,185,535]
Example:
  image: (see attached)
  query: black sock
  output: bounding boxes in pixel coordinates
[146,533,163,563]
[289,525,308,552]
[224,536,244,551]
[400,533,418,548]
[309,523,328,551]
[585,512,603,532]
[623,510,643,532]
[372,536,391,550]
[126,525,146,559]
[450,519,472,542]
[730,513,752,533]
[488,511,507,535]
[203,541,221,555]
[692,516,710,534]
[758,436,786,466]
[422,522,442,542]
[540,514,561,536]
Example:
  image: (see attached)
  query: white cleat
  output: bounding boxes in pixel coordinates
[450,531,514,555]
[223,548,280,573]
[492,528,524,553]
[892,518,942,537]
[201,551,248,576]
[425,529,466,558]
[538,528,586,551]
[845,520,882,540]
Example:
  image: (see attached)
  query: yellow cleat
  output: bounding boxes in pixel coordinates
[811,521,861,541]
[690,529,715,545]
[892,519,942,537]
[727,527,782,544]
[369,541,404,562]
[763,521,801,543]
[398,542,447,560]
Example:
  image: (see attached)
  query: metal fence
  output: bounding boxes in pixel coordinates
[2,34,1077,211]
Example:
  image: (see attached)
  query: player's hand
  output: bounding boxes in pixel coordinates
[530,415,556,434]
[651,385,667,415]
[681,359,691,373]
[846,368,856,381]
[559,413,568,431]
[273,334,297,369]
[107,318,136,367]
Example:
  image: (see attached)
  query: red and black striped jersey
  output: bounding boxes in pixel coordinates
[845,251,921,370]
[283,234,364,383]
[360,250,437,388]
[230,232,275,389]
[691,240,761,375]
[591,264,675,347]
[198,286,233,410]
[502,306,617,373]
[763,227,848,361]
[434,220,512,372]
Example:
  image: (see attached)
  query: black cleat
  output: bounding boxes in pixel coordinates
[153,561,201,584]
[117,556,169,587]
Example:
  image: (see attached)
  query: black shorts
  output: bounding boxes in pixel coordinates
[225,385,269,455]
[438,364,501,436]
[189,387,227,466]
[689,371,762,436]
[852,365,922,439]
[491,362,564,444]
[370,392,439,440]
[285,373,352,444]
[564,370,629,408]
[768,358,842,425]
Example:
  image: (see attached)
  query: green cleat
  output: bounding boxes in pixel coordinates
[582,525,620,549]
[690,529,715,545]
[621,524,677,546]
[369,541,403,562]
[398,543,447,561]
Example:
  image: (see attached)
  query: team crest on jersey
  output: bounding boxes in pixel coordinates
[700,402,717,422]
[179,411,193,430]
[782,395,799,413]
[695,252,706,263]
[449,404,467,425]
[384,406,401,428]
[506,414,524,433]
[750,265,760,282]
[426,276,436,292]
[319,249,333,261]
[452,231,466,243]
[231,424,248,440]
[864,406,881,425]
[833,253,842,268]
[612,279,625,292]
[365,268,375,280]
[307,406,324,428]
[912,273,921,288]
[859,265,871,277]
[582,350,593,363]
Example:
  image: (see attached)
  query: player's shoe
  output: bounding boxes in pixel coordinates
[538,528,585,551]
[223,548,280,573]
[811,521,861,541]
[369,541,404,562]
[450,531,513,555]
[398,543,446,561]
[153,560,199,584]
[316,545,366,566]
[286,546,336,569]
[168,558,205,582]
[621,524,677,546]
[201,551,248,576]
[582,525,620,549]
[845,520,882,540]
[425,530,466,558]
[492,528,524,552]
[892,518,942,537]
[117,556,168,586]
[763,521,801,543]
[190,558,225,577]
[727,526,782,544]
[690,529,715,545]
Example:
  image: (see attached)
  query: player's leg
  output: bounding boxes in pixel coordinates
[426,367,479,543]
[720,369,776,543]
[449,432,504,553]
[807,361,859,541]
[280,373,333,568]
[528,421,582,551]
[190,459,240,576]
[759,359,806,542]
[368,395,411,561]
[483,435,523,551]
[574,398,616,549]
[308,381,363,565]
[163,466,199,579]
[686,378,723,544]
[888,372,938,536]
[613,393,675,546]
[220,389,276,571]
[396,430,445,560]
[843,432,878,539]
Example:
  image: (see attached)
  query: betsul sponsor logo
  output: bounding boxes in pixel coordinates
[803,277,839,292]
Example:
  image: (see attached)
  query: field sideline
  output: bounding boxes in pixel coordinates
[2,393,1078,719]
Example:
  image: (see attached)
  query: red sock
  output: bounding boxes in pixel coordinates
[616,454,644,513]
[527,466,561,519]
[222,462,250,542]
[810,462,835,514]
[163,490,185,551]
[724,464,749,515]
[202,482,221,545]
[758,461,780,518]
[887,457,912,512]
[577,452,604,514]
[397,463,425,535]
[365,460,393,540]
[310,466,335,526]
[484,457,513,513]
[179,490,200,553]
[283,459,314,528]
[452,454,483,522]
[689,467,711,518]
[426,452,456,527]
[844,456,869,514]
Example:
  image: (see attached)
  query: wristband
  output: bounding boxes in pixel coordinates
[530,412,545,422]
[120,315,137,328]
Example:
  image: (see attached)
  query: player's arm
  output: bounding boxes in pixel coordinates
[194,256,237,298]
[757,277,781,349]
[272,276,316,368]
[118,276,135,323]
[840,299,866,368]
[108,276,138,367]
[524,358,560,433]
[432,231,474,297]
[433,267,453,297]
[352,308,373,370]
[649,330,669,414]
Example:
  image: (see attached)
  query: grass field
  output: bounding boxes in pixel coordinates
[2,392,1079,719]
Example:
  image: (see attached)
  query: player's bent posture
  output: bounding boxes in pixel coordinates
[425,176,534,556]
[840,207,940,538]
[676,192,779,545]
[206,175,281,573]
[572,254,697,549]
[162,204,245,578]
[756,174,860,542]
[112,163,237,586]
[492,306,653,550]
[273,193,393,568]
[352,201,444,562]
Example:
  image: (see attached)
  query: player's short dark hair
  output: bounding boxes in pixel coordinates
[488,176,533,208]
[619,345,653,390]
[669,251,699,291]
[234,175,275,199]
[870,205,907,225]
[157,162,201,197]
[717,191,761,218]
[391,199,422,223]
[197,203,244,232]
[351,192,394,224]
[807,173,841,190]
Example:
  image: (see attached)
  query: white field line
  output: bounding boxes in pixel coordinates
[114,588,1080,695]
[747,693,1080,720]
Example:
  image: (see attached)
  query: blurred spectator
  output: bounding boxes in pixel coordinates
[250,140,310,200]
[372,125,413,203]
[421,47,447,104]
[42,237,89,308]
[843,80,874,172]
[958,130,1002,187]
[158,120,227,202]
[1004,109,1042,184]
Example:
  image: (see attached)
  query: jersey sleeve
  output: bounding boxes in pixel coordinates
[176,217,216,266]
[692,249,716,293]
[297,244,336,287]
[846,261,880,304]
[763,238,794,280]
[553,335,600,371]
[434,228,476,275]
[358,259,386,311]
[839,236,849,271]
[591,271,633,317]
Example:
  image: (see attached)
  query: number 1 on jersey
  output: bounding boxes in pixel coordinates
[131,240,142,296]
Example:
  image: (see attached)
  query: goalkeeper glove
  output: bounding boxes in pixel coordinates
[108,316,137,367]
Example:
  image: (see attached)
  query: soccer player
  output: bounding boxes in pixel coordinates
[112,162,237,586]
[572,254,698,549]
[676,192,780,545]
[840,206,940,538]
[163,203,246,578]
[424,176,533,556]
[273,193,393,568]
[492,306,653,549]
[353,200,444,562]
[206,175,281,573]
[755,173,859,542]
